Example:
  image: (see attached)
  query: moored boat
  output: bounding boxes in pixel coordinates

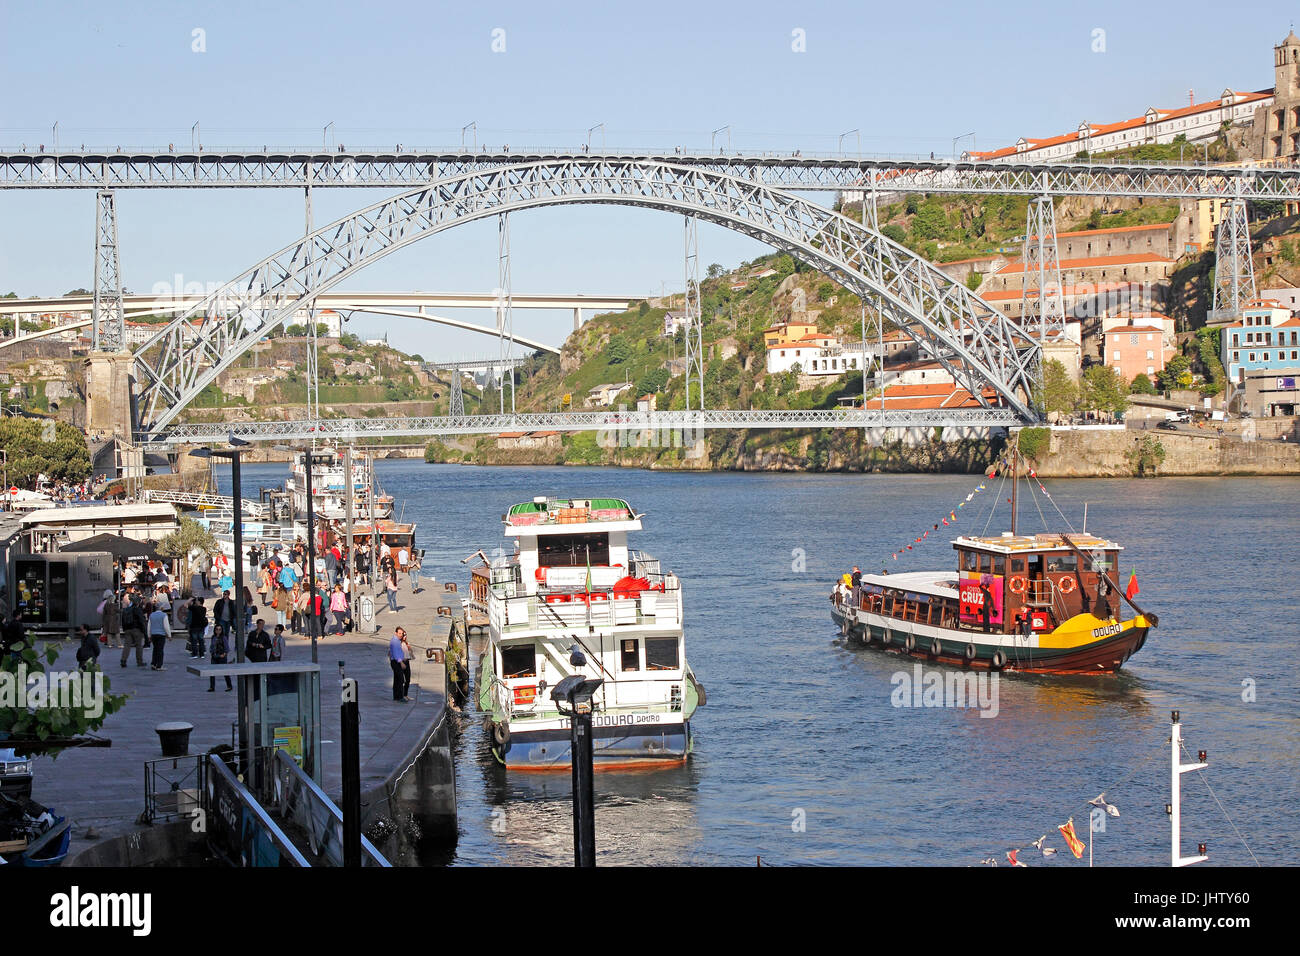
[477,496,705,770]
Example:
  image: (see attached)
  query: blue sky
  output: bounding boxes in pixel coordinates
[1,0,1294,357]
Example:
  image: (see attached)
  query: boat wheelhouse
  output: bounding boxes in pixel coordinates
[478,496,704,770]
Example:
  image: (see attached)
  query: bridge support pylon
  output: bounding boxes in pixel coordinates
[1210,197,1257,323]
[84,350,136,440]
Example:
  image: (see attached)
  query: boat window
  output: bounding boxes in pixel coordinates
[1089,552,1115,572]
[962,551,978,572]
[992,556,1006,575]
[979,554,993,573]
[620,638,640,672]
[537,532,610,568]
[1046,554,1078,573]
[646,637,679,671]
[500,645,537,679]
[1010,557,1025,573]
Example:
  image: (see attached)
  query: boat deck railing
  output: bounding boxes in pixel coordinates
[490,583,682,633]
[489,674,686,724]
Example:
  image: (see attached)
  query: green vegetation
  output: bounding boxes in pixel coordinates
[1080,365,1130,415]
[0,418,91,485]
[0,639,128,757]
[1017,426,1050,461]
[156,517,219,585]
[424,440,453,462]
[1126,436,1167,477]
[1037,359,1078,414]
[1157,354,1193,391]
[1129,372,1157,395]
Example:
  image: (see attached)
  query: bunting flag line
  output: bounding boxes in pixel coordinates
[880,477,992,567]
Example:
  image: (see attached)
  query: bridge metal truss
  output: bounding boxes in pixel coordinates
[5,151,1300,200]
[155,407,1022,446]
[129,159,1041,439]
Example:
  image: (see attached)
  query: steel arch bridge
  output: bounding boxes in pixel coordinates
[132,158,1041,440]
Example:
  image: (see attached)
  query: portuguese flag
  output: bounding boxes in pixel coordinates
[1125,569,1140,601]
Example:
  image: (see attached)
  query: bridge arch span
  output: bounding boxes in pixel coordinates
[134,160,1040,434]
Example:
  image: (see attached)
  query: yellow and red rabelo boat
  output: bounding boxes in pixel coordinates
[830,457,1156,675]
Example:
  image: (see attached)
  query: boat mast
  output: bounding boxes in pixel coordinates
[1010,443,1018,535]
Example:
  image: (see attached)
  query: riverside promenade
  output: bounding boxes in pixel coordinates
[27,575,462,861]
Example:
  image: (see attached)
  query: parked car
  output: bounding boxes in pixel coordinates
[0,749,33,802]
[1156,420,1179,431]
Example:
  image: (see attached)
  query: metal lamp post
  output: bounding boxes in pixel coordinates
[188,438,251,777]
[275,444,325,662]
[188,440,250,664]
[551,672,603,867]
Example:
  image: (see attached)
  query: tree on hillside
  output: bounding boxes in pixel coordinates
[1157,353,1192,391]
[1129,372,1157,395]
[606,334,632,364]
[706,263,724,279]
[0,418,92,486]
[881,224,906,245]
[1036,359,1078,414]
[1081,365,1130,415]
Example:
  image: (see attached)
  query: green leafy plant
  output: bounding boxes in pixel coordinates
[0,640,128,756]
[1017,426,1050,461]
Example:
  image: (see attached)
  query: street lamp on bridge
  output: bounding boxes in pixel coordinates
[711,126,731,154]
[838,129,860,156]
[324,122,334,152]
[462,122,477,151]
[952,131,976,161]
[587,123,605,152]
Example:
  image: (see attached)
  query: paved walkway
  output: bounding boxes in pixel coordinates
[26,577,459,842]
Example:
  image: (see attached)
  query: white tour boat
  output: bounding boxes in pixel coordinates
[477,496,705,770]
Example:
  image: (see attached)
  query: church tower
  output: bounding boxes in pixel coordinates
[1275,30,1300,94]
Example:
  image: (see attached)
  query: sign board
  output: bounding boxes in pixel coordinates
[1277,376,1296,390]
[273,725,303,764]
[959,572,1004,626]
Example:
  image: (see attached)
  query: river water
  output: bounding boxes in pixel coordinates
[232,461,1299,866]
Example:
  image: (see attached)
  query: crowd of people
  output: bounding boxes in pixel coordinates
[0,518,431,707]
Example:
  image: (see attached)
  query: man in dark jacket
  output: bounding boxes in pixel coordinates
[75,623,101,671]
[245,619,273,663]
[188,597,209,658]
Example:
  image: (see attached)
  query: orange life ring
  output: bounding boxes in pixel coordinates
[1008,575,1026,594]
[1057,576,1076,594]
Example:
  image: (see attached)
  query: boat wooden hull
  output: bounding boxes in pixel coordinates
[831,602,1149,675]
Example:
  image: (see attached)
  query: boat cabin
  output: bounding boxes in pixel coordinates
[951,533,1123,634]
[502,497,643,597]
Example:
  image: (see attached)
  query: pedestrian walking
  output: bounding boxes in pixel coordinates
[99,589,121,648]
[188,596,209,657]
[269,624,285,662]
[208,625,233,692]
[75,624,101,671]
[388,626,412,701]
[408,548,423,593]
[148,602,172,670]
[246,619,272,663]
[384,565,399,613]
[119,594,147,668]
[328,584,348,635]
